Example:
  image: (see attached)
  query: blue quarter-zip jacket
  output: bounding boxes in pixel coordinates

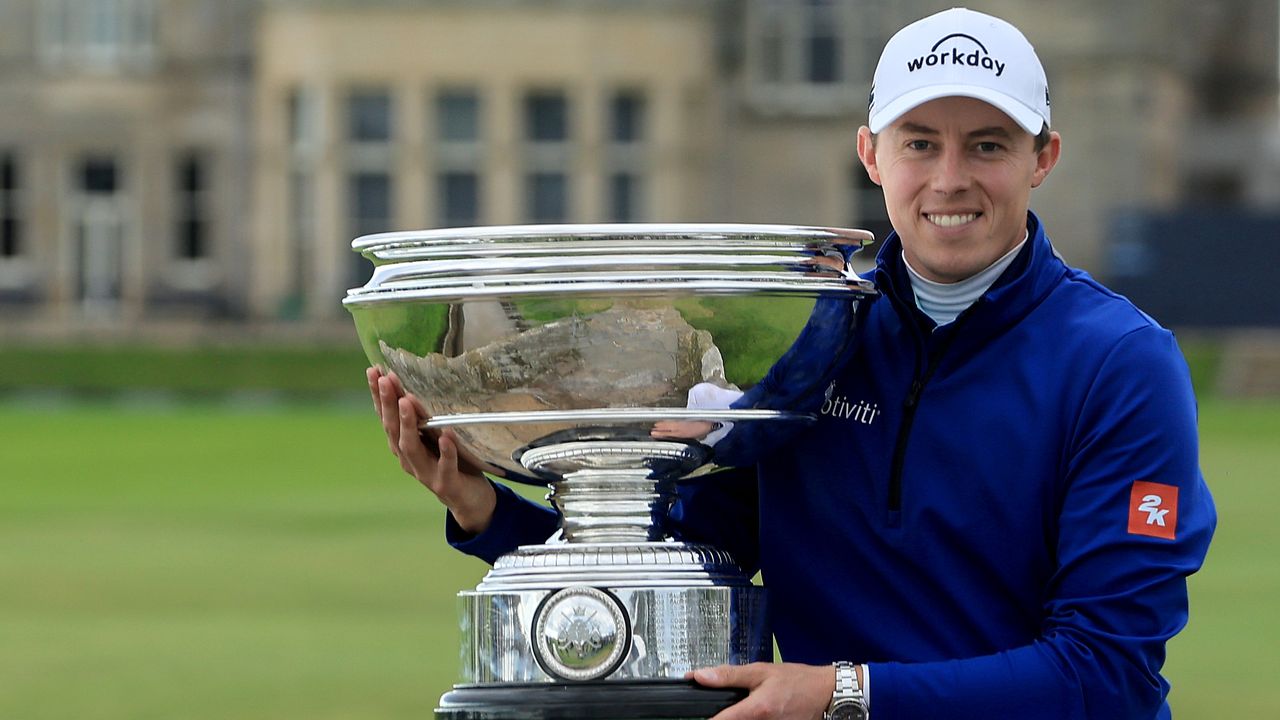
[448,212,1215,720]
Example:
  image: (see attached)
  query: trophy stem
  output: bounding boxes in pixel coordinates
[521,440,706,544]
[549,469,676,543]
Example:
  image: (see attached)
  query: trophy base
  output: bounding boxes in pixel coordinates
[436,680,747,720]
[460,542,770,684]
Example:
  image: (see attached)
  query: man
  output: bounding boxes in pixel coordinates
[369,8,1214,719]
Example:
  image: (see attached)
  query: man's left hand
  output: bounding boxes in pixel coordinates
[690,662,834,720]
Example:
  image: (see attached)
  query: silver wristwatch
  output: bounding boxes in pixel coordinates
[824,661,868,720]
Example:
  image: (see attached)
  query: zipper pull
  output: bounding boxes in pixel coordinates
[904,380,924,409]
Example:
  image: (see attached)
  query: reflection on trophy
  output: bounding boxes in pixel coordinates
[344,224,876,720]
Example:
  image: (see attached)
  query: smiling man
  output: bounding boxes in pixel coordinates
[679,8,1215,720]
[368,8,1215,720]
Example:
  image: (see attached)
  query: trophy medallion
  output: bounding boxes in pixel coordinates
[533,585,630,681]
[344,224,876,719]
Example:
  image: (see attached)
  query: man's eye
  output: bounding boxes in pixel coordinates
[908,140,931,151]
[977,142,1002,152]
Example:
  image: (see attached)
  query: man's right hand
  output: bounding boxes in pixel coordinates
[366,366,497,535]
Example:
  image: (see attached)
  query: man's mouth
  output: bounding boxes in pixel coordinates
[925,212,980,228]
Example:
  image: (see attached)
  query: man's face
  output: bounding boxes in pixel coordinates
[857,97,1060,283]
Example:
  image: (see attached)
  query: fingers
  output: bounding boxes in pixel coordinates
[650,420,715,440]
[691,664,768,689]
[438,426,460,471]
[697,664,765,720]
[694,663,829,720]
[447,427,500,478]
[387,370,406,396]
[373,371,462,481]
[397,398,469,491]
[397,395,436,478]
[377,376,402,453]
[691,661,808,717]
[366,366,381,418]
[366,371,495,531]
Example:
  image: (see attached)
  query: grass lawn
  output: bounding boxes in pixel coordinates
[1162,399,1280,717]
[0,398,1275,718]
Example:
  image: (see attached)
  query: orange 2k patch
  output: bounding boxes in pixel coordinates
[1128,481,1179,540]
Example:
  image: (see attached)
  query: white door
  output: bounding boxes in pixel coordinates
[77,196,123,317]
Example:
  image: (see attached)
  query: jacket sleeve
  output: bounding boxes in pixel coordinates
[446,480,560,565]
[713,296,865,467]
[868,326,1216,720]
[668,465,761,575]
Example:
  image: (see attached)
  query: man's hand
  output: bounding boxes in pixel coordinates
[690,662,834,720]
[650,419,717,440]
[366,366,497,534]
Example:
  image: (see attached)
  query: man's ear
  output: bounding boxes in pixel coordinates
[856,126,882,186]
[1031,131,1062,188]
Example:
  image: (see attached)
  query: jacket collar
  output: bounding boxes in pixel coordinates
[870,211,1068,346]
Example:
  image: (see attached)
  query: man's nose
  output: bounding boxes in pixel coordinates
[931,148,972,194]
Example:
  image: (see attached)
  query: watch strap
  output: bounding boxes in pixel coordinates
[825,661,867,720]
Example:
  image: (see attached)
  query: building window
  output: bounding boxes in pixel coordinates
[347,87,395,284]
[435,89,484,227]
[760,10,785,84]
[348,89,393,143]
[38,0,157,72]
[351,173,392,237]
[523,90,572,223]
[605,90,646,222]
[287,87,320,151]
[1,154,21,258]
[528,173,567,223]
[438,91,480,143]
[175,153,209,260]
[611,93,645,144]
[805,1,840,84]
[349,172,392,284]
[744,0,882,114]
[753,0,845,84]
[440,172,480,227]
[609,173,641,223]
[525,92,569,142]
[81,156,118,194]
[283,86,321,317]
[285,170,314,317]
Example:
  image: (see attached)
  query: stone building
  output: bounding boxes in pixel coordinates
[0,0,1275,335]
[250,0,729,321]
[0,0,256,333]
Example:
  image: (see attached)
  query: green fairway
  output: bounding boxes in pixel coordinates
[0,398,1275,718]
[1162,400,1280,717]
[0,403,485,720]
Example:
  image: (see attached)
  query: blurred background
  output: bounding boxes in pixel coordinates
[0,0,1277,718]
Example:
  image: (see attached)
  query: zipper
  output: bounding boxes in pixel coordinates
[886,304,978,519]
[887,359,940,514]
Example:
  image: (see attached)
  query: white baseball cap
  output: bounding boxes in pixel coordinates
[868,8,1050,135]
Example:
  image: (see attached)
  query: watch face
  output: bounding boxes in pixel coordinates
[830,700,868,720]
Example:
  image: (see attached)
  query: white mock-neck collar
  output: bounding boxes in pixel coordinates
[903,230,1028,327]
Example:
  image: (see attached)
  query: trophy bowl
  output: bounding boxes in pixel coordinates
[344,223,876,720]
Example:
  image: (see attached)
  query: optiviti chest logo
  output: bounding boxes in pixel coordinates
[908,33,1006,78]
[819,382,880,426]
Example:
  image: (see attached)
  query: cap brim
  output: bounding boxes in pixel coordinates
[869,85,1045,135]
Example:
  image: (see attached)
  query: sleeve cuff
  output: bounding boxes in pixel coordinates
[445,479,559,565]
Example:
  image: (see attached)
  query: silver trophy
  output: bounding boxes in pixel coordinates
[344,224,876,719]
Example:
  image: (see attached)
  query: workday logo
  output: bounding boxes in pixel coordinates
[908,33,1006,78]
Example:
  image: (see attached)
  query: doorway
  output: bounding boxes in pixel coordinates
[74,155,125,317]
